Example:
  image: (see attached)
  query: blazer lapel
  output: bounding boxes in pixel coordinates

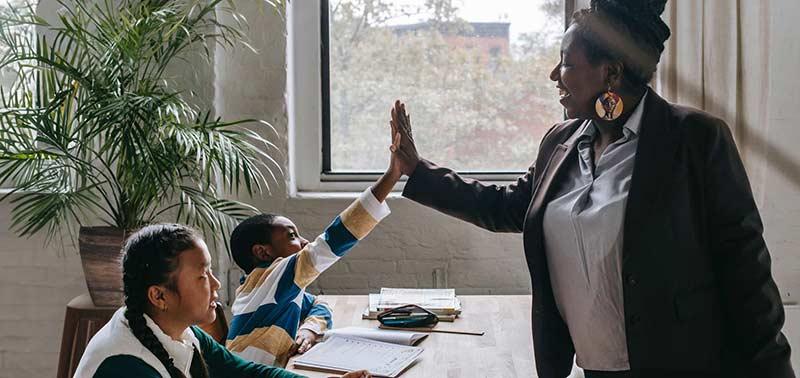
[622,90,680,263]
[529,121,584,222]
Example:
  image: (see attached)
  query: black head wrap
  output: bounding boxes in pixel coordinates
[572,0,671,85]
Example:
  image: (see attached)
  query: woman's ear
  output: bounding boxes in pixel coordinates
[147,285,169,312]
[252,244,272,262]
[605,61,625,89]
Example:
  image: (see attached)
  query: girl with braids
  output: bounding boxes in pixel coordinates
[388,0,794,377]
[74,224,370,377]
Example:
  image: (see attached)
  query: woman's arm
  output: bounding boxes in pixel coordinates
[391,100,544,232]
[704,119,793,377]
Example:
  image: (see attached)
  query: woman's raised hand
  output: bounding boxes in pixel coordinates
[390,100,420,176]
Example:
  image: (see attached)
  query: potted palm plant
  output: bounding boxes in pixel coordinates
[0,0,280,306]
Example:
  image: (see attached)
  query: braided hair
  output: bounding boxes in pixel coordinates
[571,0,671,87]
[121,223,209,378]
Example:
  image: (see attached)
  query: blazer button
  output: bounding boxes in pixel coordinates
[626,274,638,287]
[629,314,641,326]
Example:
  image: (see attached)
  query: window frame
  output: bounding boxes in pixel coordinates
[288,0,575,194]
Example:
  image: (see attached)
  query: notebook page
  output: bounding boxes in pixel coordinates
[293,335,423,377]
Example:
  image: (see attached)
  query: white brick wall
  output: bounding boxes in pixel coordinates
[0,210,87,378]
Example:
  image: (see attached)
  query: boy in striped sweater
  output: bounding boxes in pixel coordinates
[226,117,404,367]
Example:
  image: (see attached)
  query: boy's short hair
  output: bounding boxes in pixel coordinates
[230,214,279,274]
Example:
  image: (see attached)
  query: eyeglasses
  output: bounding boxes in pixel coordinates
[377,304,439,328]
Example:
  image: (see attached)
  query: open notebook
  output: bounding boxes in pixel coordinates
[292,334,423,378]
[324,326,428,346]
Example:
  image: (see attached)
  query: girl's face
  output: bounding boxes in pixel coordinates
[164,239,221,327]
[549,24,608,120]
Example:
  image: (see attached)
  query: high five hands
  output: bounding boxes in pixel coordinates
[389,100,420,176]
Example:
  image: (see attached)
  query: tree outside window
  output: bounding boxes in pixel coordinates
[327,0,564,173]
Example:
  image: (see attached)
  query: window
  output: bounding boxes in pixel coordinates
[0,0,36,191]
[0,0,28,94]
[289,1,568,192]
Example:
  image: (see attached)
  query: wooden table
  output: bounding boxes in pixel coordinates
[287,295,538,377]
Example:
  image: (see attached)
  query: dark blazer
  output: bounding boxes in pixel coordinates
[402,90,794,377]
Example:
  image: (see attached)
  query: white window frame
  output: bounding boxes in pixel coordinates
[287,0,575,195]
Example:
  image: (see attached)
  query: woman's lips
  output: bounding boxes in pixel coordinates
[559,88,571,105]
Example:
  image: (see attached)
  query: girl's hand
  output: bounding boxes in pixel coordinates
[390,100,420,177]
[337,370,372,378]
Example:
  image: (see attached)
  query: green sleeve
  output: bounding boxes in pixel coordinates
[93,355,161,378]
[191,326,306,378]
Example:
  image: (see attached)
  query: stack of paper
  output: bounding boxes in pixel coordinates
[292,335,423,378]
[324,326,428,346]
[362,288,462,321]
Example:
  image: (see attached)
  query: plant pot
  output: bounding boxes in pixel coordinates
[78,226,128,307]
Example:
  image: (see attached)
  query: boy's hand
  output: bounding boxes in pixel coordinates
[294,329,319,354]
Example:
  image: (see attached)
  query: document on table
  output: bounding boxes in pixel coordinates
[324,326,428,346]
[292,334,424,377]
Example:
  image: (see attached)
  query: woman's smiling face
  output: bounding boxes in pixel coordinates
[549,24,608,120]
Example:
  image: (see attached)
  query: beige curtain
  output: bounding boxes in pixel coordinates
[655,0,771,203]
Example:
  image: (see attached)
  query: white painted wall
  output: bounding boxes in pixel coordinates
[0,1,797,376]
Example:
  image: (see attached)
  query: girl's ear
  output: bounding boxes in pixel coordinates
[251,244,272,262]
[147,285,169,312]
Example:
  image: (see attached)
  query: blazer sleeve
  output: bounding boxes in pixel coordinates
[705,119,794,377]
[402,159,537,233]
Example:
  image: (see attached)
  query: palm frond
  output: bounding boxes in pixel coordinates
[0,0,282,246]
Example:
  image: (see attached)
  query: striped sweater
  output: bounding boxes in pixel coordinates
[226,187,391,367]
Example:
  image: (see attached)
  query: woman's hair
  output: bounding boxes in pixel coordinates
[121,223,208,378]
[571,0,671,87]
[230,213,280,274]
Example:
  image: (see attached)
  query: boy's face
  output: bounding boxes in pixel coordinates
[257,216,309,262]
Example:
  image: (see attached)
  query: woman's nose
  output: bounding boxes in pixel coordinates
[300,237,309,248]
[549,63,560,82]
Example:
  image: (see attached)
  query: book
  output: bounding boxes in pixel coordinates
[292,334,423,378]
[362,303,458,322]
[378,288,460,314]
[324,326,428,346]
[362,289,462,320]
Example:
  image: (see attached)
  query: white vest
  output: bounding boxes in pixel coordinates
[73,307,201,378]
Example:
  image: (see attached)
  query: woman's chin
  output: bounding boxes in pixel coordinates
[564,107,592,120]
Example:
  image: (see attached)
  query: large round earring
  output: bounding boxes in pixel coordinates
[595,85,624,121]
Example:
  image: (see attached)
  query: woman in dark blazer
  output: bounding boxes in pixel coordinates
[387,1,794,377]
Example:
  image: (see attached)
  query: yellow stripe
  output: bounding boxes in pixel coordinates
[226,325,295,366]
[301,315,329,333]
[293,249,321,288]
[340,201,378,240]
[237,260,282,296]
